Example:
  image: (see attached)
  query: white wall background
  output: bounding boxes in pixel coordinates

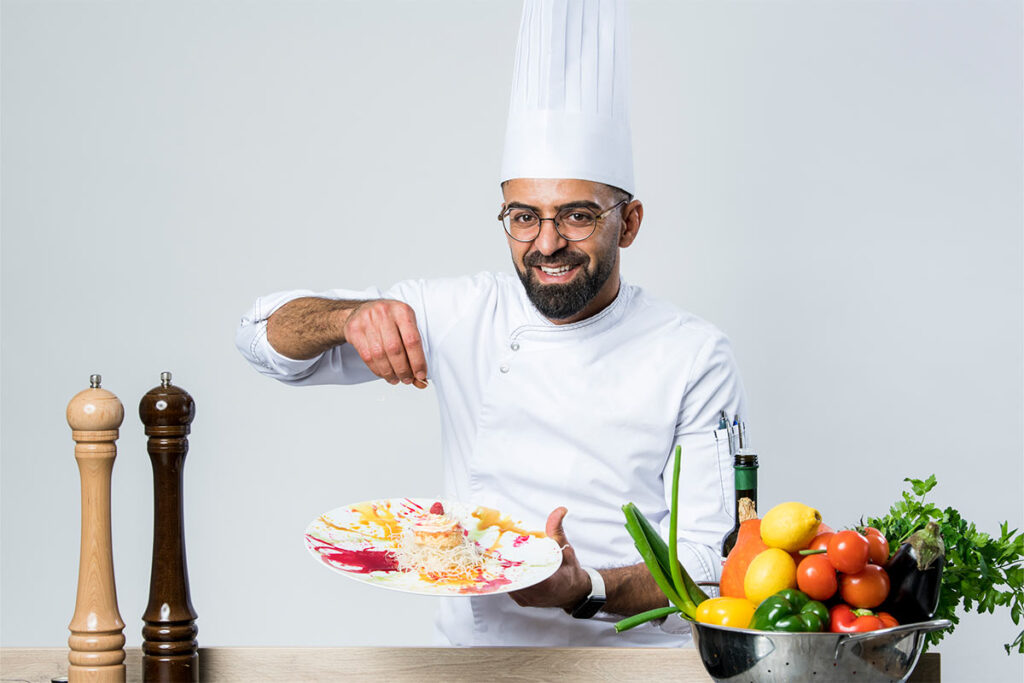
[2,1,1021,681]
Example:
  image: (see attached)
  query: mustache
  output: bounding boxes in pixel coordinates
[524,249,588,269]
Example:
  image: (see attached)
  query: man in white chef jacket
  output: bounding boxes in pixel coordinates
[237,0,746,647]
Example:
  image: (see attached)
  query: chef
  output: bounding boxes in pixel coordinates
[236,0,747,647]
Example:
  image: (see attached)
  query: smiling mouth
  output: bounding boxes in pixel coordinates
[533,263,581,282]
[538,264,575,276]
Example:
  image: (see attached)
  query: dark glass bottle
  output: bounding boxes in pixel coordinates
[721,451,759,557]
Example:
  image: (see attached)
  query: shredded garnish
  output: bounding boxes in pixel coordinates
[392,530,523,586]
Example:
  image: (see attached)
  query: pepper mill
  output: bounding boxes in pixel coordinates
[66,374,127,683]
[139,371,198,682]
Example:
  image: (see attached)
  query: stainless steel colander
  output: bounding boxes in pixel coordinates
[690,619,951,683]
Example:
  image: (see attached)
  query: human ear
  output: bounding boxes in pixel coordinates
[618,200,643,248]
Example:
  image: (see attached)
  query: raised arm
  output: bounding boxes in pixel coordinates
[267,297,428,386]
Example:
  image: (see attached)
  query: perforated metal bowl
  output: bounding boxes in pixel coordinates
[690,619,951,683]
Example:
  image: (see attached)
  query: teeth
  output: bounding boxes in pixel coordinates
[539,264,573,275]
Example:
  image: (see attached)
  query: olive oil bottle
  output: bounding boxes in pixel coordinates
[721,451,758,557]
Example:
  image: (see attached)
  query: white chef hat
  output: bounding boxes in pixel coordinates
[500,0,634,195]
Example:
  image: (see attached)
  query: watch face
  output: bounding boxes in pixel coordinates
[571,596,607,619]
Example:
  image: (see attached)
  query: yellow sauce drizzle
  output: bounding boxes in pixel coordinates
[322,502,404,541]
[472,506,545,542]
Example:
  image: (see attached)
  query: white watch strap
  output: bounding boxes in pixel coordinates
[582,567,606,600]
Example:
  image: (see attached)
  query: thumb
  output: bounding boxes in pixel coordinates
[546,507,569,547]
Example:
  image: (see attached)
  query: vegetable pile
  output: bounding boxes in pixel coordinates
[699,503,904,634]
[616,450,1024,654]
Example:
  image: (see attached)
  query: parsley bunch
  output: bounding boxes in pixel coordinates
[865,475,1024,653]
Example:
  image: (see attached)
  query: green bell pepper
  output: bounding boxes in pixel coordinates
[749,589,829,632]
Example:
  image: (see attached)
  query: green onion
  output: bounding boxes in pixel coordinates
[622,503,694,614]
[619,444,718,634]
[630,498,672,577]
[668,445,710,607]
[614,605,681,633]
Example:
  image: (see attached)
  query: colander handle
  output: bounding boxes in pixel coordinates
[836,618,953,649]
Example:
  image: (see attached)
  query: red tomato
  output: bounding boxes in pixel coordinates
[808,532,835,552]
[864,527,889,565]
[840,564,891,609]
[827,530,870,574]
[797,554,838,601]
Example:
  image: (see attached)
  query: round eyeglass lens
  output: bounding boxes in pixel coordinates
[503,209,541,241]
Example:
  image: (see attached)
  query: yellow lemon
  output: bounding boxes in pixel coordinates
[743,548,797,603]
[759,501,822,551]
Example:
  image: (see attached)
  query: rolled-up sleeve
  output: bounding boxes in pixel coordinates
[235,278,450,386]
[235,286,384,385]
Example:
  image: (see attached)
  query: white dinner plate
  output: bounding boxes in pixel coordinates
[304,497,563,596]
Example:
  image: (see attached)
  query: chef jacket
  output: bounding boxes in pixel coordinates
[236,272,747,647]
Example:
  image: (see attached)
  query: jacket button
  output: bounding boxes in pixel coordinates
[510,342,520,351]
[499,365,509,373]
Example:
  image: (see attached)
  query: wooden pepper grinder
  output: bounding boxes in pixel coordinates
[139,371,198,682]
[66,374,127,683]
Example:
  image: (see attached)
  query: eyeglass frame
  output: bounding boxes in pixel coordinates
[497,198,629,243]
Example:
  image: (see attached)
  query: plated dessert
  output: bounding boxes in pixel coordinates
[304,498,562,596]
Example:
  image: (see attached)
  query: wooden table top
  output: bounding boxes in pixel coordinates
[1,647,940,682]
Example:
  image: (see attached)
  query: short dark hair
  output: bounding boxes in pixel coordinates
[609,185,634,204]
[500,180,633,204]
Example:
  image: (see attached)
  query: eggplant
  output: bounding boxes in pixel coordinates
[882,521,945,624]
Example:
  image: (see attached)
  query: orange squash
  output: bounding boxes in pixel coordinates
[720,518,770,599]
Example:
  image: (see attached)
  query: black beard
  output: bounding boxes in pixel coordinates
[515,247,617,320]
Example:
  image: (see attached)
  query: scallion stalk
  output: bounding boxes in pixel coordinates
[614,605,681,633]
[623,503,694,614]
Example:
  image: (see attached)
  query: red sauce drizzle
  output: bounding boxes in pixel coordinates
[308,535,398,574]
[400,498,425,514]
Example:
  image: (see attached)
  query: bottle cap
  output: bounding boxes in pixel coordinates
[735,451,758,467]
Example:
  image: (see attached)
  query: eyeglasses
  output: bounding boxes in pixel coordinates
[497,199,628,242]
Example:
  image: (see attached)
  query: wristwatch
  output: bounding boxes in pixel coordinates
[570,567,607,619]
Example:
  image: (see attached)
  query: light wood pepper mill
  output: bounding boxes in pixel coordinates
[139,371,198,682]
[66,374,127,683]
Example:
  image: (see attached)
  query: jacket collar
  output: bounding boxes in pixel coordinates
[512,277,633,342]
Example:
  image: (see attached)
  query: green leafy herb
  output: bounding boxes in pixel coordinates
[865,476,1024,654]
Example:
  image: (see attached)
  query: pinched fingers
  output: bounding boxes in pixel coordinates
[345,300,428,387]
[351,320,398,383]
[379,317,416,384]
[394,308,428,386]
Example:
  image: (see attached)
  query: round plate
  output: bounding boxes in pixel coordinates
[304,497,563,595]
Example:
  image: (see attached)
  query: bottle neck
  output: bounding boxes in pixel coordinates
[734,455,758,522]
[734,465,758,492]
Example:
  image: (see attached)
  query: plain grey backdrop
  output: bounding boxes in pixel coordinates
[2,1,1021,681]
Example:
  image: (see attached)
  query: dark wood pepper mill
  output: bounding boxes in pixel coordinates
[66,374,126,683]
[139,371,198,682]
